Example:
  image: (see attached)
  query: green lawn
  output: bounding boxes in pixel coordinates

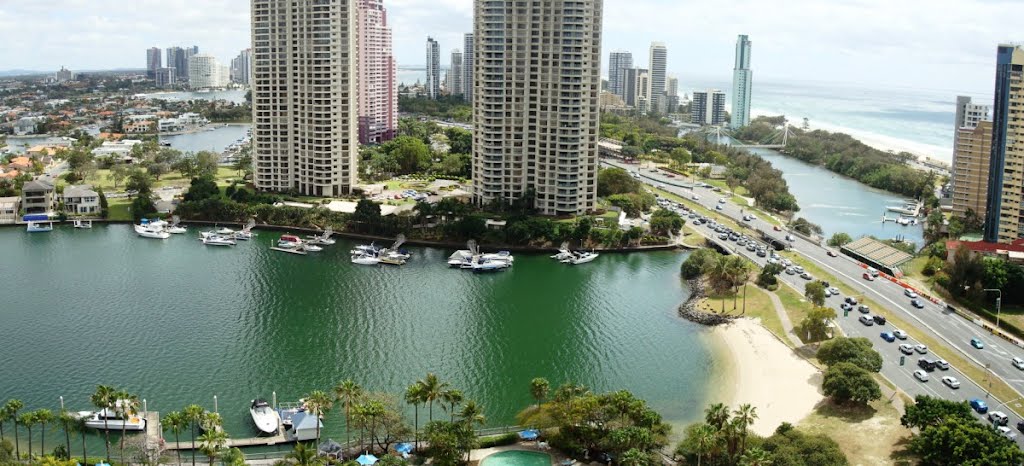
[82,167,241,192]
[775,284,819,344]
[698,285,787,344]
[107,197,131,221]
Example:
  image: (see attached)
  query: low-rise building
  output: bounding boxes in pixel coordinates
[92,139,143,162]
[946,239,1024,264]
[0,196,19,224]
[20,180,55,214]
[63,184,101,215]
[8,156,32,172]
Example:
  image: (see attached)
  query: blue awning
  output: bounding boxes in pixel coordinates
[356,454,379,465]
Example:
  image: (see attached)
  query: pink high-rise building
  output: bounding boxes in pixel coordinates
[357,0,398,144]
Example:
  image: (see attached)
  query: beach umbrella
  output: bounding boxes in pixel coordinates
[518,429,540,440]
[395,443,414,454]
[356,453,379,465]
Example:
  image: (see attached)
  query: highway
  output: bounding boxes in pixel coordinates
[603,159,1024,444]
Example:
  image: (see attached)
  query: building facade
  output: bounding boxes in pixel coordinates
[356,0,397,144]
[155,68,176,87]
[251,0,360,197]
[146,47,162,79]
[230,49,253,84]
[622,67,646,107]
[54,67,73,83]
[691,89,726,126]
[666,75,679,112]
[984,45,1024,243]
[21,180,56,215]
[647,42,667,113]
[608,50,632,102]
[63,185,100,215]
[472,0,603,215]
[952,121,993,220]
[188,54,226,89]
[425,37,441,100]
[462,33,474,104]
[449,49,464,97]
[182,46,200,82]
[730,34,752,129]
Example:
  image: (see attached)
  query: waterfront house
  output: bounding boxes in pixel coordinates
[21,180,55,214]
[63,184,100,215]
[0,196,19,224]
[8,156,32,172]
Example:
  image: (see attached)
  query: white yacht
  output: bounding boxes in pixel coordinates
[278,234,303,249]
[165,215,187,234]
[250,399,281,435]
[564,251,599,265]
[76,408,146,431]
[301,243,323,252]
[351,253,380,265]
[202,235,236,246]
[234,219,256,240]
[216,226,236,235]
[550,242,572,261]
[306,227,336,245]
[135,220,170,239]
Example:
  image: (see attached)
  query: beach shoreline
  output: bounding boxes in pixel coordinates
[706,318,823,437]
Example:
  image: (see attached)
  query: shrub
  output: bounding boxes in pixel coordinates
[478,432,519,448]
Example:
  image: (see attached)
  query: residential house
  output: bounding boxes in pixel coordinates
[8,156,32,172]
[0,196,19,224]
[20,180,55,214]
[0,168,19,179]
[92,139,143,163]
[63,184,100,215]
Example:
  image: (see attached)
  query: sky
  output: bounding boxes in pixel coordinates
[0,0,1021,94]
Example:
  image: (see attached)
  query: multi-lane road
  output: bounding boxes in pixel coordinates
[603,159,1024,443]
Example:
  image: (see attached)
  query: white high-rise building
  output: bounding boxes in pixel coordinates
[251,0,360,197]
[450,49,464,97]
[608,50,632,101]
[473,0,602,215]
[425,37,441,99]
[356,0,398,143]
[188,54,225,89]
[462,33,474,103]
[730,34,752,129]
[648,42,667,114]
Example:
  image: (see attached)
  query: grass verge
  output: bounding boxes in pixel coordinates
[798,398,916,466]
[697,285,788,347]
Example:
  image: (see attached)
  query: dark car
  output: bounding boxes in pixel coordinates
[845,297,858,305]
[873,315,887,325]
[918,358,936,372]
[970,399,989,414]
[818,280,831,288]
[1017,420,1024,433]
[880,331,895,342]
[911,299,925,309]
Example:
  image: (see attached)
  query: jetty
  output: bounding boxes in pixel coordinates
[143,411,294,451]
[886,200,921,216]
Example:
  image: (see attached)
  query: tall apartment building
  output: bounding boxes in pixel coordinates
[622,67,646,107]
[648,42,667,113]
[54,67,74,83]
[251,0,360,197]
[183,46,199,81]
[950,96,991,219]
[462,33,474,104]
[730,34,752,129]
[691,89,726,126]
[166,47,185,80]
[449,49,464,96]
[230,49,253,84]
[666,75,679,112]
[356,0,398,143]
[188,54,226,89]
[472,0,603,215]
[635,69,651,114]
[608,50,632,102]
[985,45,1024,243]
[146,47,162,79]
[425,37,441,99]
[155,68,176,87]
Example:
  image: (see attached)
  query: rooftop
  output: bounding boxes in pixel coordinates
[842,236,914,269]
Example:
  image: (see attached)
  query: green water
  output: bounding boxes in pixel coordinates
[480,450,552,466]
[0,225,718,449]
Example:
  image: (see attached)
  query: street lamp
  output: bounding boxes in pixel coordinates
[984,288,1002,330]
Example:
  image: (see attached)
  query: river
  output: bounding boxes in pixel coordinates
[0,225,718,451]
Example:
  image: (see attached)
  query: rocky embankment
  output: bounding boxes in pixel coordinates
[678,278,737,326]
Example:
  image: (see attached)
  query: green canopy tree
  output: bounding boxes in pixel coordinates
[804,281,826,306]
[900,395,973,430]
[816,337,883,372]
[827,232,852,247]
[529,378,550,409]
[822,362,881,405]
[910,415,1024,465]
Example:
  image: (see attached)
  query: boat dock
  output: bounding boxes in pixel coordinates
[886,200,921,216]
[143,411,294,451]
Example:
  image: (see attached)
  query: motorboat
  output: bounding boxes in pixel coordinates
[75,407,146,431]
[278,234,302,249]
[351,243,380,255]
[564,251,599,265]
[202,235,236,246]
[24,214,53,232]
[73,219,93,229]
[447,250,473,268]
[166,215,187,234]
[216,226,236,235]
[306,227,336,245]
[481,251,514,264]
[250,399,281,435]
[378,254,406,266]
[351,253,381,265]
[234,230,253,240]
[550,242,572,261]
[378,234,412,261]
[470,258,510,273]
[301,243,323,252]
[135,219,170,239]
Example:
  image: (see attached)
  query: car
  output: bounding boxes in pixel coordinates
[800,272,813,280]
[863,272,875,281]
[914,344,928,354]
[990,411,1010,426]
[756,250,767,258]
[935,359,949,370]
[893,329,908,340]
[859,315,874,326]
[873,315,887,325]
[970,399,989,414]
[858,305,870,314]
[918,358,936,371]
[1013,357,1024,370]
[737,239,747,246]
[746,244,757,252]
[793,266,805,273]
[715,204,723,211]
[941,376,960,389]
[997,426,1018,440]
[782,259,792,267]
[823,288,833,297]
[827,250,838,257]
[913,370,929,382]
[828,287,839,295]
[868,267,880,277]
[880,332,895,342]
[819,280,831,288]
[840,303,852,311]
[718,198,726,204]
[971,337,984,349]
[904,289,918,298]
[692,194,700,200]
[845,296,858,305]
[785,267,796,275]
[899,344,914,354]
[786,234,795,241]
[766,258,778,265]
[665,174,675,178]
[1017,420,1024,433]
[688,213,697,219]
[911,299,925,309]
[773,225,782,231]
[719,233,729,240]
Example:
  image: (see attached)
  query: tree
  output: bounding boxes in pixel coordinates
[284,442,322,466]
[821,362,881,405]
[18,412,33,460]
[682,423,721,466]
[423,421,475,466]
[681,248,721,280]
[816,337,882,372]
[441,389,464,423]
[2,399,23,460]
[799,307,837,343]
[804,282,826,306]
[756,263,783,289]
[458,401,485,428]
[305,390,334,445]
[108,164,130,189]
[739,447,772,466]
[761,423,846,466]
[403,383,423,451]
[390,136,431,174]
[125,168,154,196]
[194,151,220,179]
[198,427,228,465]
[351,199,383,233]
[900,395,973,430]
[530,378,550,409]
[419,373,449,422]
[733,404,758,455]
[147,162,170,180]
[704,403,730,431]
[90,385,115,462]
[827,232,852,248]
[650,209,685,236]
[33,409,54,458]
[131,194,158,221]
[163,411,188,466]
[114,390,139,464]
[173,157,199,178]
[183,404,206,466]
[335,379,364,451]
[909,415,1024,465]
[67,415,88,465]
[597,168,642,196]
[221,447,247,466]
[789,218,822,236]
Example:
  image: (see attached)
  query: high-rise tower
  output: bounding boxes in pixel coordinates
[450,49,464,97]
[425,37,441,100]
[648,43,667,113]
[462,33,474,104]
[730,34,753,129]
[984,45,1024,243]
[608,50,632,102]
[146,47,162,79]
[357,0,398,143]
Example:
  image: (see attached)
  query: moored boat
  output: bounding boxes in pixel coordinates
[250,398,281,434]
[278,234,302,249]
[351,253,381,265]
[202,235,236,246]
[24,214,53,232]
[166,215,187,234]
[564,251,599,265]
[135,219,170,239]
[75,407,146,431]
[73,219,93,229]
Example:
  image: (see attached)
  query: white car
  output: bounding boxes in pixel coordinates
[935,359,949,370]
[899,344,914,355]
[941,376,960,389]
[828,287,840,295]
[913,370,929,382]
[1014,357,1024,370]
[997,426,1018,440]
[893,329,908,340]
[904,289,918,298]
[718,198,726,204]
[914,344,928,354]
[692,194,700,200]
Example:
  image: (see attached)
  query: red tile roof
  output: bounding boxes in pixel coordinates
[946,239,1024,254]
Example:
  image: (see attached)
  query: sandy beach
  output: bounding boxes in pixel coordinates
[709,318,823,436]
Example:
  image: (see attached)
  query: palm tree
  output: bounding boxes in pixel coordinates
[0,403,9,443]
[458,401,485,428]
[619,449,648,466]
[58,410,76,461]
[34,409,54,457]
[419,373,448,422]
[691,424,720,466]
[183,404,206,466]
[18,412,35,459]
[704,403,730,431]
[304,390,333,445]
[68,415,88,465]
[285,442,320,466]
[529,378,550,409]
[114,391,140,464]
[163,411,187,466]
[727,256,751,309]
[333,379,363,450]
[739,447,772,466]
[441,389,464,422]
[90,384,116,462]
[197,428,228,466]
[733,404,758,455]
[403,383,424,452]
[6,399,24,459]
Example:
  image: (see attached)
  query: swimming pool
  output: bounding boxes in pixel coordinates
[481,450,552,466]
